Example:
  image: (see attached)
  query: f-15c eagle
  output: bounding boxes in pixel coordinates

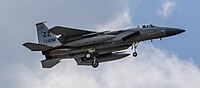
[23,22,185,68]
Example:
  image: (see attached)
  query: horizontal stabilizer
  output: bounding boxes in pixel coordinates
[23,42,53,51]
[41,59,60,68]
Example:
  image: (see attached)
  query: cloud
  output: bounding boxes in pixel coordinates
[17,44,200,88]
[15,10,200,88]
[96,9,133,31]
[158,0,176,18]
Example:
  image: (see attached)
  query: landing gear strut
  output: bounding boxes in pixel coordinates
[84,47,96,59]
[131,42,139,57]
[91,58,99,68]
[84,47,99,68]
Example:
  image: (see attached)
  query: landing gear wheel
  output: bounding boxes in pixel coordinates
[132,52,137,57]
[92,60,99,68]
[85,53,92,59]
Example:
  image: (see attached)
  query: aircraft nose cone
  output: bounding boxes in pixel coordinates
[166,28,185,37]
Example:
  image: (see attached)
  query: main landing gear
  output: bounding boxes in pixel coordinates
[131,42,139,57]
[84,47,99,68]
[85,53,93,59]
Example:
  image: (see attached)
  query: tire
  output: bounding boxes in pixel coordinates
[85,53,92,59]
[132,52,137,57]
[92,61,99,68]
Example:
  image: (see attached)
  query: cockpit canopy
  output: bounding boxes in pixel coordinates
[142,24,157,28]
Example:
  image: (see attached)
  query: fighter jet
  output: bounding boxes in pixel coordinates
[23,22,185,68]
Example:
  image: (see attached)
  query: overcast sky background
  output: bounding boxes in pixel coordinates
[0,0,200,88]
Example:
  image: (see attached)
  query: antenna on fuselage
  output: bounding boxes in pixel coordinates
[137,25,140,28]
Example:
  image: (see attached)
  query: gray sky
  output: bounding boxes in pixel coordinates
[1,0,200,88]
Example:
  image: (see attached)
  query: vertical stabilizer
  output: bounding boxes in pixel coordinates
[36,22,61,47]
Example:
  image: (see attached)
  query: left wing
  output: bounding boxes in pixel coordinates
[49,26,96,44]
[50,26,96,37]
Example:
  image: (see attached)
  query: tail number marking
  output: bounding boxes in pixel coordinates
[43,38,56,43]
[43,31,51,37]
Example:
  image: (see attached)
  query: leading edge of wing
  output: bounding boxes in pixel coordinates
[49,26,96,37]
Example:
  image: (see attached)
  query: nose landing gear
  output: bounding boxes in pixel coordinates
[131,42,139,57]
[91,58,99,68]
[132,52,137,57]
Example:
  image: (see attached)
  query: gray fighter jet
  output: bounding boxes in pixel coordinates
[23,22,185,68]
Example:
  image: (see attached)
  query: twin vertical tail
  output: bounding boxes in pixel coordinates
[36,22,62,68]
[23,22,61,51]
[23,22,62,68]
[36,22,61,47]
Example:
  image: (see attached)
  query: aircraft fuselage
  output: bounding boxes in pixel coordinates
[23,23,185,68]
